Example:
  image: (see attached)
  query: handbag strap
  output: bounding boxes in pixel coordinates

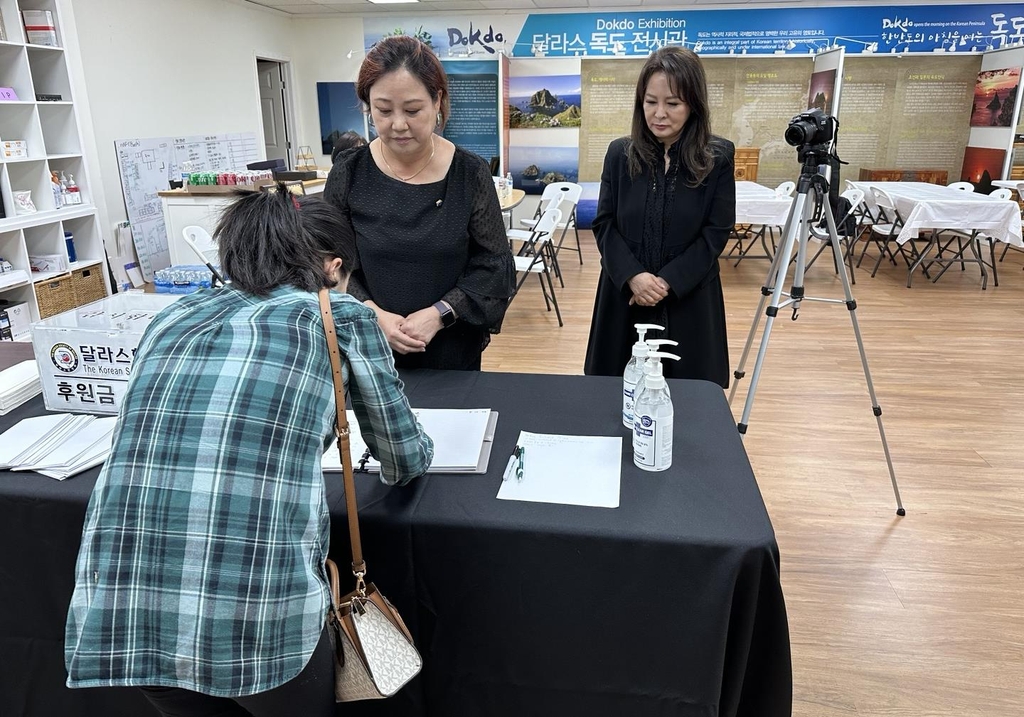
[318,288,367,589]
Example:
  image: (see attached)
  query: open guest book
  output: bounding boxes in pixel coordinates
[321,408,498,474]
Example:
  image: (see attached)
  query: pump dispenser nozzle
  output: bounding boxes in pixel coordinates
[641,351,680,390]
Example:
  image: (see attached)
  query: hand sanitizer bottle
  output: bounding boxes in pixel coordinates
[634,339,679,405]
[623,323,664,428]
[633,351,680,472]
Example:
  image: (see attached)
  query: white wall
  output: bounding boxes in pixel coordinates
[70,0,295,226]
[288,18,366,163]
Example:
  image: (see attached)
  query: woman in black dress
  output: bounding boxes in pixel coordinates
[584,47,735,387]
[324,36,514,371]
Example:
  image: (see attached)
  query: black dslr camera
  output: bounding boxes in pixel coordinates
[784,108,836,148]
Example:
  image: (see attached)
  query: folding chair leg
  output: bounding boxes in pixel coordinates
[989,241,999,287]
[537,273,551,310]
[999,242,1010,262]
[544,267,563,327]
[573,222,582,265]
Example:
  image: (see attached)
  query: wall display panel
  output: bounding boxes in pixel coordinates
[840,56,980,186]
[808,70,838,113]
[580,58,811,188]
[961,146,1007,185]
[509,74,582,129]
[508,145,579,196]
[705,58,814,189]
[578,59,638,183]
[970,68,1022,128]
[441,60,500,164]
[316,82,365,156]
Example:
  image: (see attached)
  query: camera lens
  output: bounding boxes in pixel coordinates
[785,120,815,147]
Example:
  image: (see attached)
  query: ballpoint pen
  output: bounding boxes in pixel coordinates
[502,446,521,482]
[515,446,525,482]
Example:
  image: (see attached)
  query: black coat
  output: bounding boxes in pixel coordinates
[584,137,735,387]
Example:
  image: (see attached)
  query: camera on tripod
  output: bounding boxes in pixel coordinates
[784,108,836,148]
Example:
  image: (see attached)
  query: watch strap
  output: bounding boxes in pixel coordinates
[433,300,456,328]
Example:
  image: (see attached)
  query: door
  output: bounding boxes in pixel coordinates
[258,60,290,168]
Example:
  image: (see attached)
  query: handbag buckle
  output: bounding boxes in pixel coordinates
[354,570,367,596]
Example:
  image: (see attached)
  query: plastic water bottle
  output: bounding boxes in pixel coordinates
[622,323,663,428]
[504,171,513,199]
[633,352,680,472]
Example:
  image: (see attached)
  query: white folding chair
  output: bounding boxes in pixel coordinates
[510,207,563,326]
[860,187,924,284]
[999,183,1024,264]
[182,226,228,285]
[806,188,864,283]
[774,181,796,198]
[515,182,584,269]
[946,181,975,192]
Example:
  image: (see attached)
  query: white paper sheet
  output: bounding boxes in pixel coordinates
[322,409,495,474]
[9,415,94,467]
[496,431,622,509]
[19,417,117,471]
[0,414,75,468]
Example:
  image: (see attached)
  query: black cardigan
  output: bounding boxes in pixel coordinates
[593,136,736,299]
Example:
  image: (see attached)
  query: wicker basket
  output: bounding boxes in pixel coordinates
[34,273,77,319]
[71,265,108,307]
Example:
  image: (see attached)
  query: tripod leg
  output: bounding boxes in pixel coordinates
[736,191,810,434]
[822,202,905,516]
[728,208,796,405]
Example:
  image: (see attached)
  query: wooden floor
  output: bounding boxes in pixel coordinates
[486,230,1024,716]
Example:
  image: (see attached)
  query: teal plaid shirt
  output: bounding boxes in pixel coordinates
[65,286,433,696]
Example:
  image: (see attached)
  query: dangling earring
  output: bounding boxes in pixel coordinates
[436,112,442,128]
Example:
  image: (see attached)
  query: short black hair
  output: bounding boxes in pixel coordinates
[216,186,359,296]
[332,131,368,163]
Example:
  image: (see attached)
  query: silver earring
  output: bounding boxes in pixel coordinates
[436,112,442,127]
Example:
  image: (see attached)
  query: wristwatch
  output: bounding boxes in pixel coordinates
[433,301,456,329]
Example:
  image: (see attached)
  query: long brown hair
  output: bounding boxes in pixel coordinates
[627,47,714,187]
[357,36,451,129]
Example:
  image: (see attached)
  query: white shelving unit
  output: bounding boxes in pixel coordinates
[0,0,108,330]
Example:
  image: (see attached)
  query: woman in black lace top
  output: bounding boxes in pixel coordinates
[324,36,514,371]
[584,47,735,388]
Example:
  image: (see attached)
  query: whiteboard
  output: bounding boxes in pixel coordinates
[114,133,261,280]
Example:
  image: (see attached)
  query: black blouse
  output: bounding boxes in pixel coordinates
[323,145,514,333]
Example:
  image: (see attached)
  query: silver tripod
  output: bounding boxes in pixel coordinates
[728,151,905,516]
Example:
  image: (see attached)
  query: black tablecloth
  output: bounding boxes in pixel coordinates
[0,370,791,717]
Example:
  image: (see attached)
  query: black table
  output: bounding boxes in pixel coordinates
[0,369,791,717]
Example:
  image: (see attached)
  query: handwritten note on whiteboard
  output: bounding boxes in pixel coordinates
[114,133,261,280]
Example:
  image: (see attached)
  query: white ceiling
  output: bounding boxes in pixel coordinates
[244,0,817,15]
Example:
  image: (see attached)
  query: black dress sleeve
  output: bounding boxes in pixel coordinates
[592,138,646,292]
[323,148,371,302]
[440,151,515,332]
[657,140,736,298]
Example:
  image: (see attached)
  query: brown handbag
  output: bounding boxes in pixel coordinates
[318,289,422,702]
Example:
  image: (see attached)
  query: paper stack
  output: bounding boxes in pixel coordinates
[0,413,117,479]
[322,408,498,474]
[0,360,42,415]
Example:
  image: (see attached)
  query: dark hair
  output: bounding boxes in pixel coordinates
[628,47,714,187]
[331,130,368,163]
[216,186,359,297]
[357,35,450,129]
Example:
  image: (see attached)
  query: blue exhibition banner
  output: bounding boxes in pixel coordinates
[441,60,500,163]
[514,4,1024,57]
[317,82,366,156]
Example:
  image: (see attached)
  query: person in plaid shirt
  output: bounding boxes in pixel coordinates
[65,188,433,716]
